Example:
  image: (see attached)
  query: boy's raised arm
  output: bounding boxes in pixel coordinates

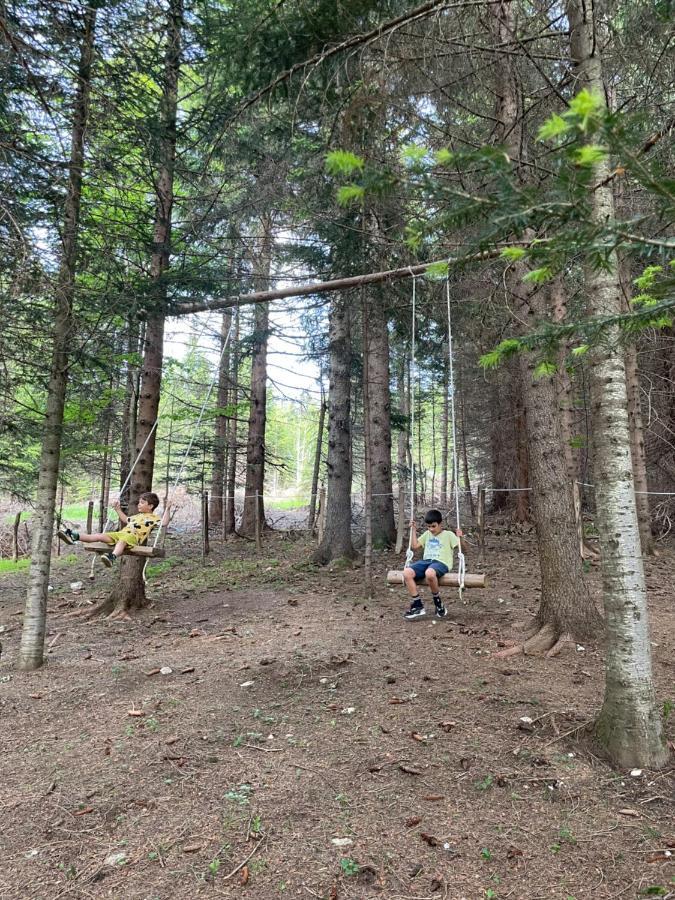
[161,500,173,527]
[112,499,128,525]
[409,518,422,551]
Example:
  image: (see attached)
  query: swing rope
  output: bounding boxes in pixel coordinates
[139,314,236,580]
[405,270,417,570]
[446,271,466,600]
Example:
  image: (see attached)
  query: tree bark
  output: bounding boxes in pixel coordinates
[19,6,96,669]
[239,214,273,537]
[491,0,600,652]
[308,392,327,532]
[105,0,182,615]
[566,0,667,767]
[209,309,232,525]
[395,358,410,553]
[314,293,355,564]
[120,318,141,507]
[364,288,396,547]
[225,310,240,535]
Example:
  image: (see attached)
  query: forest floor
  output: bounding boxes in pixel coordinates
[0,527,673,900]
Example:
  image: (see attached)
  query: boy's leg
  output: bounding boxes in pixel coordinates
[101,540,128,568]
[403,563,426,620]
[425,565,448,618]
[78,533,115,544]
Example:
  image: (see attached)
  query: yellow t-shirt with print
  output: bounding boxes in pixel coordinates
[419,528,459,569]
[108,512,160,547]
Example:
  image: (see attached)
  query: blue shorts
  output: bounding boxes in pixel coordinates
[405,560,449,582]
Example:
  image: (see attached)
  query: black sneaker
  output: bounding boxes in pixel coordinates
[100,552,116,568]
[403,600,426,621]
[434,599,448,619]
[57,527,79,545]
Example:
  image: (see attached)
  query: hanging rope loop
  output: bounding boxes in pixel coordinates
[405,269,417,568]
[446,267,465,597]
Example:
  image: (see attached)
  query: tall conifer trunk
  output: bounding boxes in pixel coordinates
[365,288,396,547]
[490,0,601,654]
[239,215,273,537]
[19,6,96,670]
[565,0,667,767]
[314,294,355,563]
[106,0,183,614]
[209,309,232,525]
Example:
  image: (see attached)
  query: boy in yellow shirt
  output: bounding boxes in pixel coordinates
[58,492,172,568]
[403,509,461,620]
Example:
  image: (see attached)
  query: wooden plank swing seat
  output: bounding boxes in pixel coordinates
[386,570,487,588]
[83,542,165,559]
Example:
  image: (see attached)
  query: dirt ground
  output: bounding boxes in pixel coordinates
[0,528,673,900]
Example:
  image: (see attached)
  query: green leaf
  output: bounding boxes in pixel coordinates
[634,265,663,291]
[534,361,557,379]
[537,113,568,142]
[434,148,454,165]
[522,266,553,284]
[479,349,501,370]
[568,88,604,124]
[572,145,608,167]
[336,184,365,206]
[400,144,428,164]
[500,246,527,261]
[424,261,449,279]
[571,344,589,356]
[325,150,365,176]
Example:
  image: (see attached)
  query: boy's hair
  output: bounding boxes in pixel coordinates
[424,508,443,525]
[140,491,160,510]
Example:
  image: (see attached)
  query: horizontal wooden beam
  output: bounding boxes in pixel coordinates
[83,542,165,559]
[386,569,487,588]
[173,250,502,316]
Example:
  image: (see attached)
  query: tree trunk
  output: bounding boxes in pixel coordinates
[239,214,273,537]
[491,0,600,652]
[209,309,232,525]
[395,359,409,553]
[513,373,530,523]
[625,342,654,556]
[314,293,355,564]
[105,0,182,615]
[551,277,577,482]
[440,353,449,507]
[19,6,96,670]
[362,297,373,595]
[225,310,240,535]
[489,381,514,513]
[120,317,141,506]
[308,392,327,532]
[365,289,396,547]
[566,0,667,767]
[516,288,602,649]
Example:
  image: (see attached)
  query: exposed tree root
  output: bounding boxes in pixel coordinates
[494,624,576,659]
[106,608,133,621]
[86,597,115,619]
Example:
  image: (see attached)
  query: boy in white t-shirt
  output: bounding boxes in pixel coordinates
[402,509,461,620]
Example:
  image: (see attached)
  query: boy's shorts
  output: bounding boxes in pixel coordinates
[405,560,449,581]
[105,530,140,547]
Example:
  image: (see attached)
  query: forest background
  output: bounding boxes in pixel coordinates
[1,0,674,767]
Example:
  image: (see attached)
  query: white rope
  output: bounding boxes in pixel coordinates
[405,270,417,570]
[446,272,465,599]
